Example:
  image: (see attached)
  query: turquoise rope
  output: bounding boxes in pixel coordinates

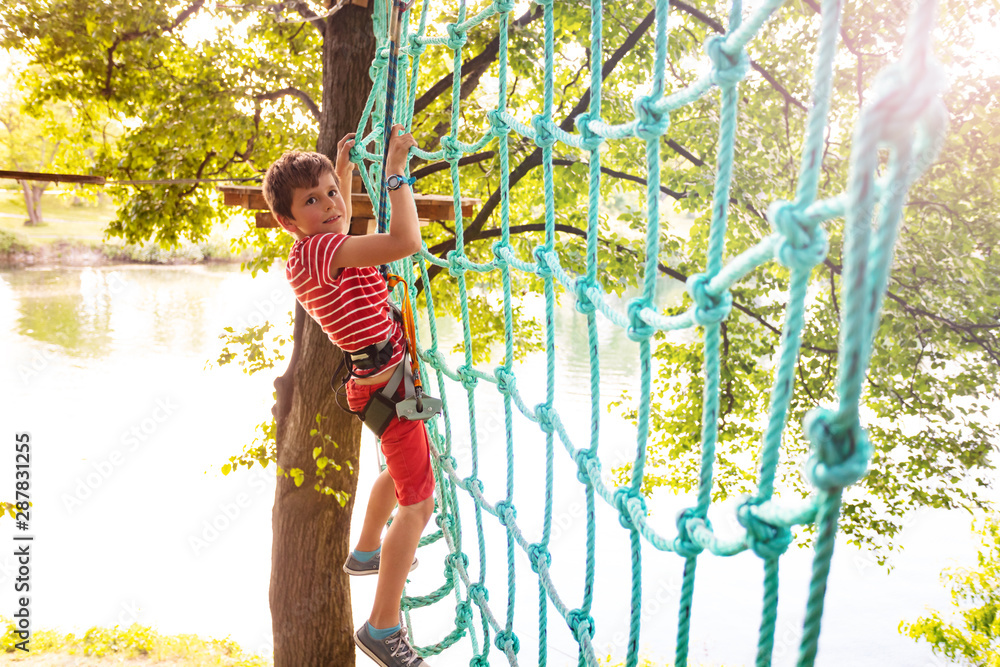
[348,0,949,664]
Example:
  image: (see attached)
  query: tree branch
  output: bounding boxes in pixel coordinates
[102,1,208,98]
[412,6,543,117]
[670,0,808,112]
[421,221,838,355]
[824,258,1000,365]
[256,87,321,121]
[287,0,326,39]
[411,151,496,180]
[550,158,689,200]
[451,7,658,258]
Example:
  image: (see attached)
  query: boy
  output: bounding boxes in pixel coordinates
[262,125,434,667]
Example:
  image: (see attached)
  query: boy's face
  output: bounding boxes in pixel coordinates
[277,171,347,238]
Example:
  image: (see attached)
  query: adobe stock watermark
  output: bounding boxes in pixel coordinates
[111,599,143,627]
[61,397,180,514]
[601,573,685,655]
[232,289,291,332]
[19,270,131,386]
[188,464,271,557]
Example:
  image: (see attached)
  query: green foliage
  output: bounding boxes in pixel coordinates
[222,419,276,476]
[0,502,19,520]
[216,321,289,375]
[308,413,353,506]
[0,617,268,665]
[0,229,29,255]
[900,515,1000,666]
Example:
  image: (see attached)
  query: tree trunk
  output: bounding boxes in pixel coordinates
[269,5,375,666]
[20,180,46,226]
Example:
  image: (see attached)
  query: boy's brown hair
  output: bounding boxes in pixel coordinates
[262,150,337,221]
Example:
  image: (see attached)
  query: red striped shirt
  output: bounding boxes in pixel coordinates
[286,233,405,374]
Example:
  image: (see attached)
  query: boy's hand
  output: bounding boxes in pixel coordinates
[335,133,356,181]
[385,124,417,175]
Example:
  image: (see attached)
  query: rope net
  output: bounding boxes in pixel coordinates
[349,0,948,664]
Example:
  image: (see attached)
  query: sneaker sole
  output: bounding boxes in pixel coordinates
[354,629,391,667]
[343,558,419,577]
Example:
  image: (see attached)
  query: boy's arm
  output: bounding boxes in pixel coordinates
[335,133,355,225]
[330,124,420,273]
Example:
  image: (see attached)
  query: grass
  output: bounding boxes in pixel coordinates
[0,188,250,265]
[0,189,114,243]
[0,618,270,666]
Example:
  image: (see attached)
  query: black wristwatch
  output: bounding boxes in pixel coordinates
[385,174,415,191]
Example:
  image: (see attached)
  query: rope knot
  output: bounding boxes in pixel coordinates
[494,629,520,654]
[534,402,555,434]
[446,249,467,277]
[531,114,557,149]
[632,94,670,141]
[445,22,467,50]
[803,408,872,491]
[705,34,749,88]
[737,497,793,560]
[469,657,490,667]
[407,34,426,57]
[532,246,554,279]
[566,609,596,643]
[768,200,829,271]
[435,512,454,531]
[425,348,448,370]
[370,48,390,80]
[439,135,463,163]
[463,475,485,494]
[493,366,517,395]
[574,112,604,151]
[527,542,551,573]
[494,500,517,528]
[673,508,707,558]
[447,551,470,572]
[491,0,517,14]
[468,582,489,605]
[455,600,474,628]
[457,364,479,390]
[613,487,646,530]
[437,454,458,471]
[686,273,732,327]
[574,276,598,315]
[626,297,655,342]
[573,448,599,485]
[491,240,510,268]
[487,109,511,137]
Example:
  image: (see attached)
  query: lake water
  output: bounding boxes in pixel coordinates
[0,263,984,666]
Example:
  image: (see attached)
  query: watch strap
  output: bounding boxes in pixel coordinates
[385,174,416,190]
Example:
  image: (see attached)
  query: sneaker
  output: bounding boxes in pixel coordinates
[343,551,419,577]
[355,622,428,667]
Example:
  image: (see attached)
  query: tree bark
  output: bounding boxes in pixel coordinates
[20,180,46,226]
[269,4,375,666]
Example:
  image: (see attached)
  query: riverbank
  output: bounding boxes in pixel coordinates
[0,231,247,269]
[0,190,251,269]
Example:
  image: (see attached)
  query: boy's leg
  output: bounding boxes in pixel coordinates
[355,468,396,552]
[368,494,434,629]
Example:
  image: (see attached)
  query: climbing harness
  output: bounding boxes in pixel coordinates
[331,274,442,436]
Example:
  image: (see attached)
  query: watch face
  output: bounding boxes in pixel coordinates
[386,175,401,190]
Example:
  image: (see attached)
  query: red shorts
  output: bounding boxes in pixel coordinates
[346,376,435,506]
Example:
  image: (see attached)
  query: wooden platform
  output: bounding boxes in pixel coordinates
[218,183,478,232]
